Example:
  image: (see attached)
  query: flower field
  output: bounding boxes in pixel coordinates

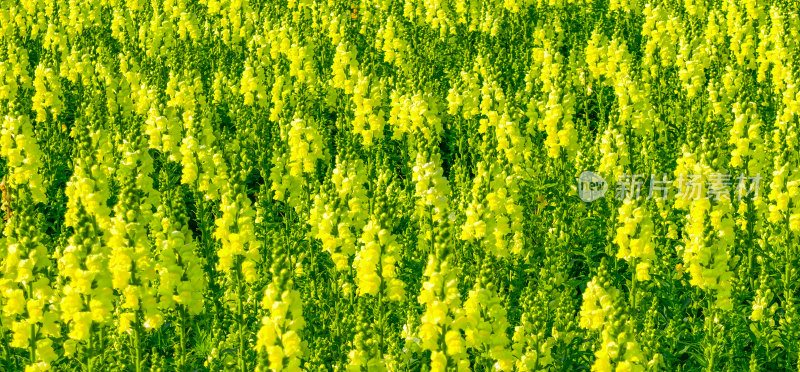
[1,0,800,370]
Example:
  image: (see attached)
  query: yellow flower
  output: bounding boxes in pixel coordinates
[119,312,135,333]
[63,340,78,358]
[11,320,30,348]
[69,312,92,341]
[283,331,302,356]
[430,351,447,372]
[4,288,25,315]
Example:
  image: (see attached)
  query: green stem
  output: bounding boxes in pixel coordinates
[0,324,8,367]
[178,307,187,371]
[27,285,36,366]
[87,327,94,372]
[133,314,142,372]
[29,323,36,366]
[237,269,246,372]
[377,277,385,354]
[630,257,637,311]
[785,225,792,304]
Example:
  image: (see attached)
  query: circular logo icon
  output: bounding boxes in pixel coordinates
[577,171,607,202]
